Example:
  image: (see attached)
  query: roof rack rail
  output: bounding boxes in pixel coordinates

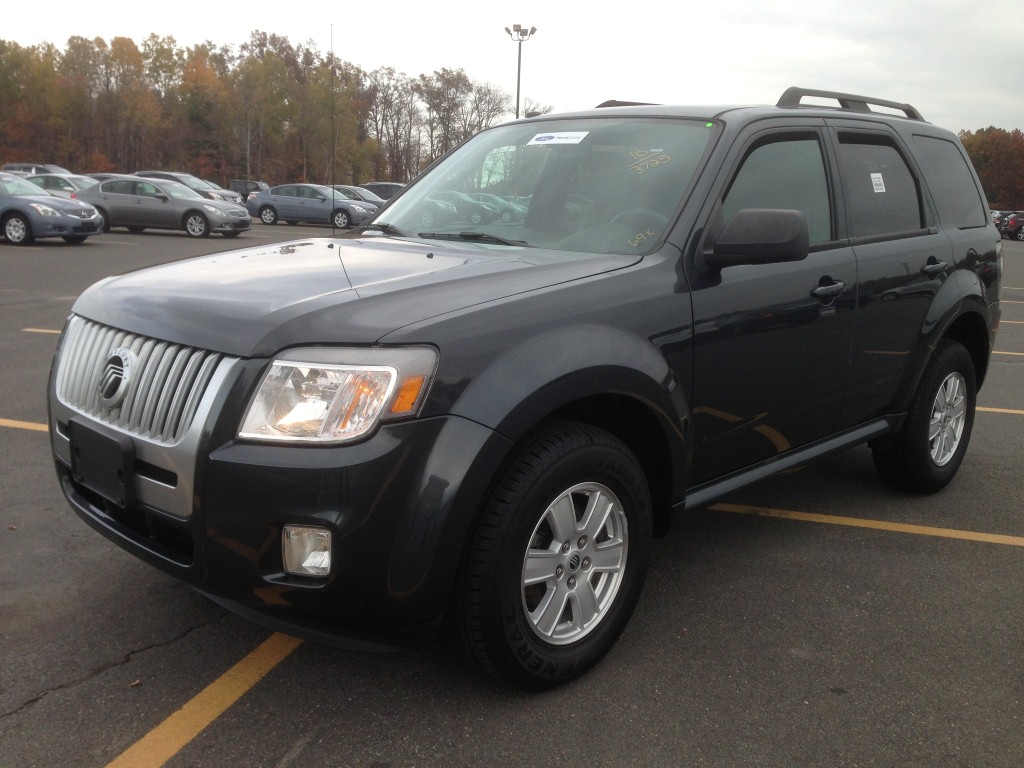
[595,100,657,108]
[777,87,925,122]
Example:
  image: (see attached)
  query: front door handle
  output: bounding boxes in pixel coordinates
[810,279,846,302]
[921,257,949,277]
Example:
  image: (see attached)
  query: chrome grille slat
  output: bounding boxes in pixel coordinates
[55,316,227,444]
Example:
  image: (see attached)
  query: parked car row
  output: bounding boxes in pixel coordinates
[993,209,1024,240]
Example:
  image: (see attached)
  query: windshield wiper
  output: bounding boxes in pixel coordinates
[360,222,413,237]
[417,231,531,247]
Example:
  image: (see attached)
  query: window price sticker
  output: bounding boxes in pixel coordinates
[871,172,886,193]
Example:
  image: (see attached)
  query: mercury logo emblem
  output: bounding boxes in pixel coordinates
[99,347,136,408]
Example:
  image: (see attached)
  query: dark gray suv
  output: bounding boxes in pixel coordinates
[48,88,1001,691]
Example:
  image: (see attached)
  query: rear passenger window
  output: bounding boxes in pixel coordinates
[723,137,832,244]
[911,135,987,229]
[838,135,922,238]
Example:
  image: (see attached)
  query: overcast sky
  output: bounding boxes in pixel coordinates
[4,0,1021,133]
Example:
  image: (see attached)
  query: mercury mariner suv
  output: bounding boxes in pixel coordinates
[48,88,1002,690]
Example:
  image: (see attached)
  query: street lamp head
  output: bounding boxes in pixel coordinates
[506,24,536,42]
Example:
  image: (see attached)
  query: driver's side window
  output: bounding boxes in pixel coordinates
[724,136,832,244]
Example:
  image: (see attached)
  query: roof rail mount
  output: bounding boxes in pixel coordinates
[777,87,925,122]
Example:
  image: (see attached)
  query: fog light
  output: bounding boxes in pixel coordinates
[282,525,332,577]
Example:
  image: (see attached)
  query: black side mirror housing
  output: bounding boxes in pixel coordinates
[700,208,809,271]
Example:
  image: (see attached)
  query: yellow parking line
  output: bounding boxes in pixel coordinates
[712,503,1024,547]
[22,327,61,334]
[0,417,48,433]
[993,350,1024,356]
[978,406,1024,415]
[106,632,303,768]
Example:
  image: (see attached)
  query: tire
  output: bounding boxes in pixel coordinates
[184,213,210,238]
[333,210,351,229]
[469,210,483,225]
[453,421,652,691]
[95,208,111,232]
[872,339,976,494]
[1016,229,1024,242]
[419,211,435,228]
[3,213,34,245]
[259,206,278,225]
[501,209,513,223]
[62,235,88,244]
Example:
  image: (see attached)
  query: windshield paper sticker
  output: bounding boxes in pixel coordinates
[871,173,886,193]
[528,132,590,145]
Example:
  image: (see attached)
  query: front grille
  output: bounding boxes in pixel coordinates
[55,316,225,444]
[69,209,96,219]
[227,209,248,218]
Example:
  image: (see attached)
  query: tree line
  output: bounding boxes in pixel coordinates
[958,128,1024,211]
[2,33,1020,208]
[0,31,550,186]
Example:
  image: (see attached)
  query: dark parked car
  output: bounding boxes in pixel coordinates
[429,190,499,224]
[47,88,1001,692]
[467,191,527,222]
[135,171,243,204]
[0,171,103,244]
[2,162,72,175]
[228,179,270,201]
[74,176,250,238]
[358,181,405,199]
[333,185,386,209]
[245,183,373,228]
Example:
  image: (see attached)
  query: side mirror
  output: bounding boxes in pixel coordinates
[154,193,168,202]
[700,208,809,271]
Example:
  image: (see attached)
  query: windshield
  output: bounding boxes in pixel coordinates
[2,176,55,196]
[374,117,714,254]
[162,182,204,200]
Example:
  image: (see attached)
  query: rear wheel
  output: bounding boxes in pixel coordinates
[3,213,33,245]
[259,206,278,225]
[453,421,652,691]
[184,213,210,238]
[872,339,976,493]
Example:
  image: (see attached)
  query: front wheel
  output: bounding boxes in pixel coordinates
[453,421,652,691]
[184,213,210,238]
[333,210,351,229]
[3,213,34,245]
[872,339,977,494]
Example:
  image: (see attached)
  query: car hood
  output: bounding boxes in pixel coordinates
[71,236,638,357]
[27,194,96,213]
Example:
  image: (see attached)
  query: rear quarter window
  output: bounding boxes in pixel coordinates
[911,135,988,229]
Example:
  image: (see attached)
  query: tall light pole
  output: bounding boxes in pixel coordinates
[504,24,536,119]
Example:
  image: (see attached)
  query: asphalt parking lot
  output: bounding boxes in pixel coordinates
[1,227,1022,768]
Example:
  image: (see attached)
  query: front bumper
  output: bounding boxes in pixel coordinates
[52,405,510,648]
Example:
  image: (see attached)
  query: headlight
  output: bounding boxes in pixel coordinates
[29,203,60,217]
[239,346,437,443]
[351,205,368,213]
[203,204,221,214]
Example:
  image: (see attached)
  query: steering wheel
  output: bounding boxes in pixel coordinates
[610,208,670,228]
